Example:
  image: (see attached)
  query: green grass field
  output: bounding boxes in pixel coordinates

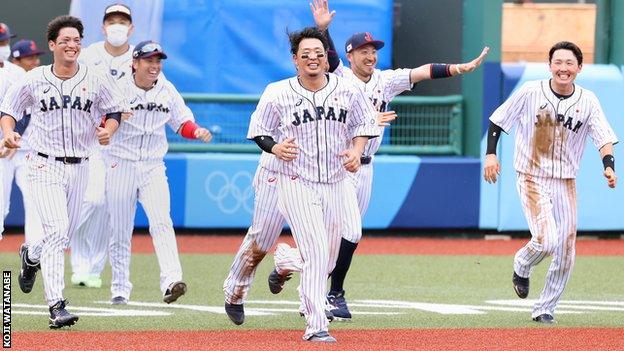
[4,252,624,331]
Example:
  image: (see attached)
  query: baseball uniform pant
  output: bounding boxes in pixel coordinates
[106,157,182,299]
[342,163,373,243]
[514,173,577,318]
[70,149,109,278]
[275,175,361,339]
[1,151,44,245]
[27,153,89,305]
[223,166,285,305]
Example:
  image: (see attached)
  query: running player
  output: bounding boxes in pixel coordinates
[0,15,127,328]
[295,0,488,320]
[106,41,212,305]
[70,2,135,289]
[247,27,378,342]
[484,41,617,324]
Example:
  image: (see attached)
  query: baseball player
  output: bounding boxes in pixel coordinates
[247,27,378,342]
[9,39,45,71]
[272,0,489,321]
[0,15,127,329]
[106,40,212,305]
[0,39,44,250]
[70,2,135,289]
[484,41,617,324]
[0,22,25,82]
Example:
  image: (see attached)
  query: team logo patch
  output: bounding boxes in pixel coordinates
[43,86,51,94]
[295,98,303,106]
[539,103,547,110]
[268,177,276,183]
[290,175,298,180]
[365,32,373,42]
[111,162,118,168]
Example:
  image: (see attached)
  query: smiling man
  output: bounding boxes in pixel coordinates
[0,15,127,329]
[483,41,618,324]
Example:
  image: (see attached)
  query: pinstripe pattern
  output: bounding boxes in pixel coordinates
[106,76,190,300]
[223,165,285,304]
[490,79,618,178]
[1,63,127,307]
[514,173,577,318]
[276,175,360,338]
[490,78,618,319]
[106,157,183,299]
[27,154,89,305]
[70,42,134,281]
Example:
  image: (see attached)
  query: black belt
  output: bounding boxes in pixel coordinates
[360,156,372,165]
[37,152,88,164]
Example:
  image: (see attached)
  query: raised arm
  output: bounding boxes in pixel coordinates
[410,46,490,84]
[311,0,340,72]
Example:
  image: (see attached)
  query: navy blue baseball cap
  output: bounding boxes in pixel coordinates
[133,41,167,59]
[0,23,16,41]
[345,32,384,53]
[11,40,45,59]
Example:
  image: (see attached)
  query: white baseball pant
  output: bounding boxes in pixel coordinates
[105,156,182,299]
[70,150,109,277]
[27,153,89,305]
[223,166,285,305]
[514,172,577,318]
[275,174,361,339]
[342,163,373,243]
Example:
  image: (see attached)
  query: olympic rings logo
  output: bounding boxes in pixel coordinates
[204,171,254,215]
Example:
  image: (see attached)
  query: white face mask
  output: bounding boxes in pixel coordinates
[105,24,129,47]
[0,45,10,62]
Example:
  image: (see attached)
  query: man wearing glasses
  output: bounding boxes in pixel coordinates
[105,41,212,306]
[246,27,378,343]
[0,15,127,329]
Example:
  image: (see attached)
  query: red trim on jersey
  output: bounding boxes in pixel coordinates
[179,120,199,139]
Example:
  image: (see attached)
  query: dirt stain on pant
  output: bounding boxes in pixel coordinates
[232,241,267,301]
[531,108,555,170]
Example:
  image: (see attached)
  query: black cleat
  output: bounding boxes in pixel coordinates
[268,268,292,294]
[533,314,555,324]
[163,281,187,304]
[512,272,529,299]
[18,244,40,294]
[111,296,128,305]
[327,290,352,320]
[225,302,245,325]
[49,300,79,329]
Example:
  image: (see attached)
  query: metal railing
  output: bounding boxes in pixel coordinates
[168,94,463,155]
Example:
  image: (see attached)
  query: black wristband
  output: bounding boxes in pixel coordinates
[602,154,615,171]
[430,63,452,79]
[253,135,277,154]
[486,121,503,155]
[105,112,122,123]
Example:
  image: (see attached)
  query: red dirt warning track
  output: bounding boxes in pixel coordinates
[2,234,624,255]
[13,328,623,351]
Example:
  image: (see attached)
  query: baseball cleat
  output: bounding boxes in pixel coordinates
[305,331,337,343]
[512,272,530,299]
[268,268,292,294]
[225,302,245,325]
[49,300,79,329]
[163,281,187,304]
[111,296,128,305]
[327,290,352,320]
[533,314,555,324]
[18,244,40,294]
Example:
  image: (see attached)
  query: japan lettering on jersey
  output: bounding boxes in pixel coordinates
[79,41,134,81]
[490,79,618,178]
[0,65,127,158]
[247,74,379,183]
[333,60,412,156]
[107,75,194,161]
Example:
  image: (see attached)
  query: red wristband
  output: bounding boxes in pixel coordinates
[179,120,199,139]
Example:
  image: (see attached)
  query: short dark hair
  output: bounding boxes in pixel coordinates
[46,15,84,42]
[288,27,328,55]
[549,41,583,66]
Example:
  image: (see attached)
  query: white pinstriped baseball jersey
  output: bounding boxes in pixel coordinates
[334,60,412,156]
[247,73,379,183]
[107,75,194,161]
[0,65,127,158]
[490,79,618,178]
[79,41,134,82]
[0,60,26,83]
